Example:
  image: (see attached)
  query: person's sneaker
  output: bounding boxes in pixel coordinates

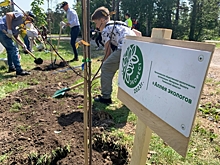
[96,47,100,50]
[94,95,112,105]
[69,57,79,62]
[8,67,16,73]
[16,70,30,76]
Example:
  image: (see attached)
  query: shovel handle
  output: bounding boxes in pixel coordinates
[69,75,101,90]
[24,49,37,59]
[2,30,37,59]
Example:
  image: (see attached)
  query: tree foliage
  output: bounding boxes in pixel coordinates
[24,0,220,41]
[31,0,47,27]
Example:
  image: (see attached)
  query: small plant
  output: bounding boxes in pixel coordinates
[205,78,213,83]
[36,154,49,165]
[30,78,39,85]
[209,130,218,142]
[77,105,83,109]
[9,102,22,112]
[0,153,8,163]
[16,125,31,132]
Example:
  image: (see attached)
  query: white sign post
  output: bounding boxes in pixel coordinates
[117,28,215,164]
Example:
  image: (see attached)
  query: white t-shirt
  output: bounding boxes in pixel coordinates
[102,20,136,50]
[26,23,38,37]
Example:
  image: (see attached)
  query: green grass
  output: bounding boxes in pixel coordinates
[0,81,29,99]
[1,39,220,164]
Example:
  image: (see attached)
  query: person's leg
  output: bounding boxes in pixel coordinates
[98,35,104,47]
[0,31,18,70]
[0,31,30,75]
[23,35,31,51]
[95,36,100,47]
[70,26,80,60]
[100,50,121,99]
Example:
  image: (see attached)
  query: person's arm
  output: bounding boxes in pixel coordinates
[14,34,27,50]
[103,41,111,61]
[14,34,24,45]
[6,12,15,30]
[5,12,15,38]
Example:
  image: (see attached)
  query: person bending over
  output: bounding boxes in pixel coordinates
[91,6,136,104]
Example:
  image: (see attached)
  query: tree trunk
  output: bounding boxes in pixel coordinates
[146,16,149,36]
[173,0,180,38]
[189,0,197,41]
[116,0,120,20]
[112,0,116,20]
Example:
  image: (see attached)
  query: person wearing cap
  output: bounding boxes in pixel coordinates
[0,11,32,76]
[60,1,80,62]
[91,6,136,104]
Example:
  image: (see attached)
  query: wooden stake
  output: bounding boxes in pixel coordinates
[130,28,172,165]
[57,24,62,51]
[82,0,88,164]
[130,119,152,165]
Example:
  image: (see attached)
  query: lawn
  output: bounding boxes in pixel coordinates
[0,38,220,165]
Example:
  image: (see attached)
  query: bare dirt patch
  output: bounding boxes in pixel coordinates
[0,62,129,165]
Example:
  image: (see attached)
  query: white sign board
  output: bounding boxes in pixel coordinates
[118,39,212,137]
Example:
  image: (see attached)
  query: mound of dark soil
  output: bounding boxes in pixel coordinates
[0,67,129,165]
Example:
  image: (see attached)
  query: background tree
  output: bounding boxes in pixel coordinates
[0,6,10,16]
[24,0,220,41]
[31,0,47,27]
[174,1,190,40]
[189,0,220,41]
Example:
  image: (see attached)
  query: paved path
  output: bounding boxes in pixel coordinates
[1,36,219,68]
[52,36,220,68]
[205,40,220,43]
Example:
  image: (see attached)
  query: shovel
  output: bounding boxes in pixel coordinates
[23,48,43,65]
[2,30,43,65]
[53,74,101,98]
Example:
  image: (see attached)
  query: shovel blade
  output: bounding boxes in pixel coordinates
[34,58,43,65]
[52,87,70,98]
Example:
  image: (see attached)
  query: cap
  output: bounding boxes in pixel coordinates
[60,1,68,8]
[26,11,35,19]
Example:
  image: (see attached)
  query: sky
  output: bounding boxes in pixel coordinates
[12,0,74,12]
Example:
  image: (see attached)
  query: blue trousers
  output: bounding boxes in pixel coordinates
[0,30,22,72]
[70,26,80,59]
[23,35,31,51]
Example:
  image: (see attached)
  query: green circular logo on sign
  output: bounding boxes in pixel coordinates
[122,44,143,88]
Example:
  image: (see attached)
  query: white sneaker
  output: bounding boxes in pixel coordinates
[102,47,105,50]
[96,47,100,50]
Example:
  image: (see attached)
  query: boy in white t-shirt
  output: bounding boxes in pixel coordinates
[91,6,136,104]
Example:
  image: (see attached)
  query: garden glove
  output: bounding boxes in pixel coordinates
[22,44,27,51]
[60,21,66,29]
[6,29,13,38]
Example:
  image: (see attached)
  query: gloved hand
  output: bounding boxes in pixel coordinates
[60,21,66,29]
[22,44,27,51]
[6,29,13,38]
